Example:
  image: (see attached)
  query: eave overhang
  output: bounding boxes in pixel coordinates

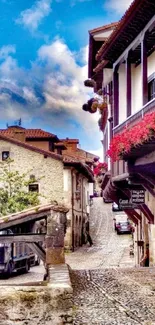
[64,161,94,183]
[103,171,154,223]
[96,0,155,63]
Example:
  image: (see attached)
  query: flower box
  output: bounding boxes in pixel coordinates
[107,111,155,162]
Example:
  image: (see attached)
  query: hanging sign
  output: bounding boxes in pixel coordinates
[131,190,145,204]
[118,189,145,209]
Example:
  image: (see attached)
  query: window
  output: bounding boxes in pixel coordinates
[2,151,10,161]
[148,79,155,101]
[28,184,39,192]
[57,148,62,155]
[148,73,155,101]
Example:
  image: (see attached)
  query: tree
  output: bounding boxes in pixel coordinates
[0,159,41,216]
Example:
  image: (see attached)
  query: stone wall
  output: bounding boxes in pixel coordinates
[0,205,73,325]
[0,283,73,325]
[0,140,64,205]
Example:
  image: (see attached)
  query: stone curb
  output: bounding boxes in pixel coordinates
[48,263,73,292]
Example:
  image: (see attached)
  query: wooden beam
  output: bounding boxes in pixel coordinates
[113,15,155,69]
[0,212,48,230]
[129,172,155,197]
[138,172,155,187]
[0,234,45,243]
[132,210,142,221]
[124,210,138,225]
[140,182,155,197]
[140,204,154,224]
[112,172,129,183]
[27,242,46,263]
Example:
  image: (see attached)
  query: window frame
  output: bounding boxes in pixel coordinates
[2,151,10,161]
[148,72,155,101]
[28,183,39,193]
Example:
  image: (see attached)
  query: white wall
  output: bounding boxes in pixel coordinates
[103,68,113,88]
[131,63,142,114]
[116,51,155,124]
[131,52,155,114]
[148,51,155,77]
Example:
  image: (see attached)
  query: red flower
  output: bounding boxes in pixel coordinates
[107,112,155,162]
[94,162,108,175]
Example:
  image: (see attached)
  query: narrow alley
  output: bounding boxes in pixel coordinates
[66,198,155,325]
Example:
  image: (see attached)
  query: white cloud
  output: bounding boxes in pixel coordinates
[0,38,101,149]
[0,45,16,60]
[75,45,88,65]
[87,147,103,161]
[38,39,99,138]
[104,0,133,14]
[16,0,52,31]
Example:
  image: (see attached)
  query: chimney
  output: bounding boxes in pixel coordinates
[9,126,26,142]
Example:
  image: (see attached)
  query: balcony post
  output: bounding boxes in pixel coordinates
[113,65,119,127]
[141,34,148,105]
[126,55,131,117]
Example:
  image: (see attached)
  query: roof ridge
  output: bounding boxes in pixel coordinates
[0,134,62,161]
[0,127,57,138]
[96,0,140,61]
[89,22,118,34]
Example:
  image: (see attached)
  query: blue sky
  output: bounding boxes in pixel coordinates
[0,0,132,159]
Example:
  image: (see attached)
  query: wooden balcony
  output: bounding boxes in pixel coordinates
[112,98,155,177]
[112,160,128,178]
[113,98,155,136]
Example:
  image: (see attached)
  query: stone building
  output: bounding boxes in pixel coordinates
[61,137,99,167]
[0,134,64,205]
[0,125,66,155]
[84,0,155,266]
[0,126,95,250]
[63,155,94,251]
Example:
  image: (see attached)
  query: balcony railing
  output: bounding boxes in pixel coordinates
[113,98,155,135]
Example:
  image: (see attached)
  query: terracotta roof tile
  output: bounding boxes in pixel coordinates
[93,60,109,73]
[0,127,57,139]
[60,138,79,143]
[89,22,118,35]
[63,155,94,182]
[77,148,99,159]
[0,134,62,161]
[54,142,67,150]
[63,155,79,163]
[96,0,142,61]
[0,204,68,229]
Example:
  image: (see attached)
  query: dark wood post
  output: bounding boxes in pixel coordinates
[113,65,119,127]
[141,34,148,105]
[126,55,131,117]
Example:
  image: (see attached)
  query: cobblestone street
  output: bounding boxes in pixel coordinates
[66,198,155,325]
